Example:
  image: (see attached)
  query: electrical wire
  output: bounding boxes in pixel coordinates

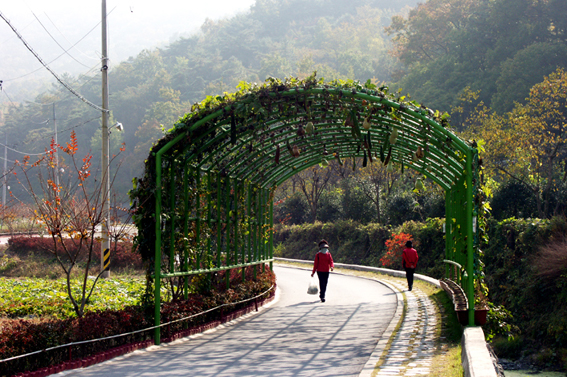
[0,142,51,156]
[43,11,99,61]
[30,10,90,68]
[2,6,117,84]
[1,90,19,108]
[0,156,17,164]
[1,15,104,84]
[0,11,108,113]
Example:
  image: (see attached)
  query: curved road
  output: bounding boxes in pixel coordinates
[61,265,397,377]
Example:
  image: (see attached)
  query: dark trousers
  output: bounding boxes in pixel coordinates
[405,268,415,291]
[317,271,330,299]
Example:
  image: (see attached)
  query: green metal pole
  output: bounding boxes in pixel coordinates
[207,170,212,289]
[269,190,274,271]
[207,171,212,262]
[262,188,267,273]
[225,176,231,290]
[247,182,252,280]
[217,173,222,269]
[196,169,201,273]
[445,190,451,280]
[169,168,175,273]
[183,166,189,300]
[253,187,258,280]
[466,148,475,326]
[154,154,163,345]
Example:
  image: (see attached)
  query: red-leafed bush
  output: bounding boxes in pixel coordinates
[0,265,275,376]
[380,232,415,268]
[7,236,143,270]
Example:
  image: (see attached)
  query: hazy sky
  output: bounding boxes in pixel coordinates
[1,0,256,94]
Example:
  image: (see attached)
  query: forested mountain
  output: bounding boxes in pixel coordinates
[1,0,566,215]
[388,0,567,114]
[0,0,415,198]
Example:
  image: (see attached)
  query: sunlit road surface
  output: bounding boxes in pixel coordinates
[60,265,398,377]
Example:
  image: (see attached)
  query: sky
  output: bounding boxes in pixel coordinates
[0,0,256,98]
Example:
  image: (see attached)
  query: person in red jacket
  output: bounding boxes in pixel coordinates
[311,239,334,302]
[402,240,419,291]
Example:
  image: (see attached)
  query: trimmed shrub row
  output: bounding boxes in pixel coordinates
[7,236,143,270]
[273,218,445,278]
[0,266,276,376]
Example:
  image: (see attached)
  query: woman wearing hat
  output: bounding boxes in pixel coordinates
[311,239,334,302]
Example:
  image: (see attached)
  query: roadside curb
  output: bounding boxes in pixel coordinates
[358,279,404,377]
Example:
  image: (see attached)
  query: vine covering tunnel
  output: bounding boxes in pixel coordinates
[129,75,483,343]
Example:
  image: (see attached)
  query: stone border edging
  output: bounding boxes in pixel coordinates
[358,279,404,377]
[462,327,498,377]
[274,257,497,377]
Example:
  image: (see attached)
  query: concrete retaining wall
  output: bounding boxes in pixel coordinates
[274,257,497,377]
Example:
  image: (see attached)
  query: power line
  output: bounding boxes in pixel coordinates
[43,11,99,62]
[0,141,50,156]
[2,28,100,83]
[2,6,116,83]
[31,10,90,69]
[1,90,18,107]
[0,155,17,164]
[0,11,108,113]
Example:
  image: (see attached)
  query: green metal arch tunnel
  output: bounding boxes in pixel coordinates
[129,76,482,343]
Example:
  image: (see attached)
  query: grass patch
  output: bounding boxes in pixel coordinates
[0,276,148,319]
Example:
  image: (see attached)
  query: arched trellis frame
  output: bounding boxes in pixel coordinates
[130,76,482,344]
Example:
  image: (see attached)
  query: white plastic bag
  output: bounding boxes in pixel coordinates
[307,277,319,295]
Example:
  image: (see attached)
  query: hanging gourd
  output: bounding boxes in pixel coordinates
[275,144,280,164]
[387,162,394,173]
[389,128,398,145]
[416,146,425,159]
[230,114,237,144]
[292,145,300,157]
[384,146,392,166]
[306,121,314,134]
[363,117,371,130]
[415,178,424,190]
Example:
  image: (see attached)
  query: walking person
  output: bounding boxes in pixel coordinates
[402,240,419,291]
[311,239,334,302]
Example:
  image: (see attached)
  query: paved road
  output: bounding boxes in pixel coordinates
[60,265,398,377]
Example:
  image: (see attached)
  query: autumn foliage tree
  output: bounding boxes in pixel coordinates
[380,232,414,268]
[463,68,567,218]
[14,131,126,317]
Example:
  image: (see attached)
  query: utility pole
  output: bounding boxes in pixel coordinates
[2,133,6,206]
[101,0,110,279]
[53,103,59,187]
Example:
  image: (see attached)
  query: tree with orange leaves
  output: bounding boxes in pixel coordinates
[13,131,127,317]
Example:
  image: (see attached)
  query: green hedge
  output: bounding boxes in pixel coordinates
[274,218,446,278]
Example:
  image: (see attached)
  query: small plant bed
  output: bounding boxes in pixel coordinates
[0,266,276,376]
[439,278,469,324]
